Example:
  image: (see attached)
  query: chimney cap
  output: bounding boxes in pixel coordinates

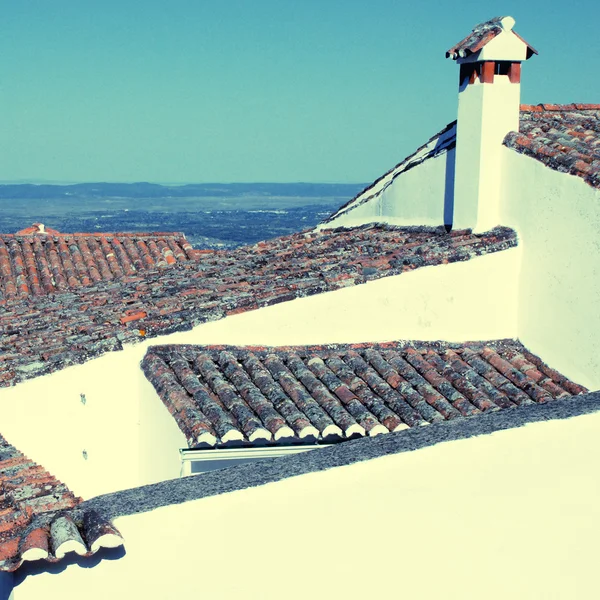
[446,16,537,60]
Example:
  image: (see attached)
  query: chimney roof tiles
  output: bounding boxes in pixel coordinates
[446,16,537,60]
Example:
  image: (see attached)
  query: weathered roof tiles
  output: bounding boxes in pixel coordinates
[0,224,200,301]
[142,340,587,449]
[445,16,537,60]
[0,224,518,388]
[0,432,122,572]
[506,104,600,189]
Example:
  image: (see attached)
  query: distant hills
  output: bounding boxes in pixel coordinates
[0,182,365,200]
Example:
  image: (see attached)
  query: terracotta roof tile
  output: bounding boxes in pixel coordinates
[141,340,587,449]
[0,433,122,572]
[0,224,517,388]
[446,16,537,60]
[0,225,198,301]
[505,105,600,189]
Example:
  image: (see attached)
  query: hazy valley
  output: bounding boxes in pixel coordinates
[0,182,363,248]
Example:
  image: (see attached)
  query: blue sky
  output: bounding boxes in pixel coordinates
[2,0,599,184]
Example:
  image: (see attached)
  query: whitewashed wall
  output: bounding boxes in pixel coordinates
[0,249,519,498]
[501,149,600,390]
[322,128,455,230]
[15,408,600,600]
[453,76,520,232]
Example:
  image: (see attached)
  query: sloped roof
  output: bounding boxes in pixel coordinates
[445,16,537,60]
[0,224,517,388]
[0,225,200,301]
[0,432,122,572]
[327,104,600,224]
[141,340,587,448]
[321,122,457,225]
[505,104,600,188]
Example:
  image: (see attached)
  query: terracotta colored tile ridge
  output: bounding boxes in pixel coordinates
[520,103,600,112]
[14,223,61,236]
[8,226,188,240]
[446,17,503,58]
[446,18,537,60]
[146,338,525,360]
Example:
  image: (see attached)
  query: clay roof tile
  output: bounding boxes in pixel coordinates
[141,340,586,449]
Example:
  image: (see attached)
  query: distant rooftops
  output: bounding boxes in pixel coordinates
[0,224,517,387]
[0,225,200,300]
[15,223,60,236]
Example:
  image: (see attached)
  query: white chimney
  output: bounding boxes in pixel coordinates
[447,17,536,232]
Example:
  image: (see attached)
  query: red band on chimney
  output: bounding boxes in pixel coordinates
[481,62,495,84]
[508,62,521,83]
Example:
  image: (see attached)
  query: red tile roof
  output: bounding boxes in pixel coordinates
[0,225,200,301]
[141,340,587,448]
[0,224,517,388]
[505,105,600,189]
[446,16,537,60]
[0,433,122,572]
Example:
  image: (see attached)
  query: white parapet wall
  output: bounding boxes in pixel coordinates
[321,126,455,230]
[501,148,600,390]
[14,407,600,600]
[0,248,519,499]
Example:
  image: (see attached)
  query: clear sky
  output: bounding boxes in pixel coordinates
[2,0,599,184]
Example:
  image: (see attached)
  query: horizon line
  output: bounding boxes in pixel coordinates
[0,180,368,187]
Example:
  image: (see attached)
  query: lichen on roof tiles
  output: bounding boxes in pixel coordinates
[505,105,600,189]
[445,16,537,60]
[0,432,122,572]
[141,340,587,449]
[0,225,200,301]
[0,224,517,388]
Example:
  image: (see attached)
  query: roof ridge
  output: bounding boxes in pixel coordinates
[10,229,187,238]
[520,103,600,112]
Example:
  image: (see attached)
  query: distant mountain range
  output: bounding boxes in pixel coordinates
[0,182,365,200]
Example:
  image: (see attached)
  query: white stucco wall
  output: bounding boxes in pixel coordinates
[453,76,520,232]
[322,128,455,230]
[501,149,600,390]
[0,249,519,499]
[15,407,600,600]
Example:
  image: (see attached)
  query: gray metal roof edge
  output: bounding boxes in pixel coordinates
[79,391,600,521]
